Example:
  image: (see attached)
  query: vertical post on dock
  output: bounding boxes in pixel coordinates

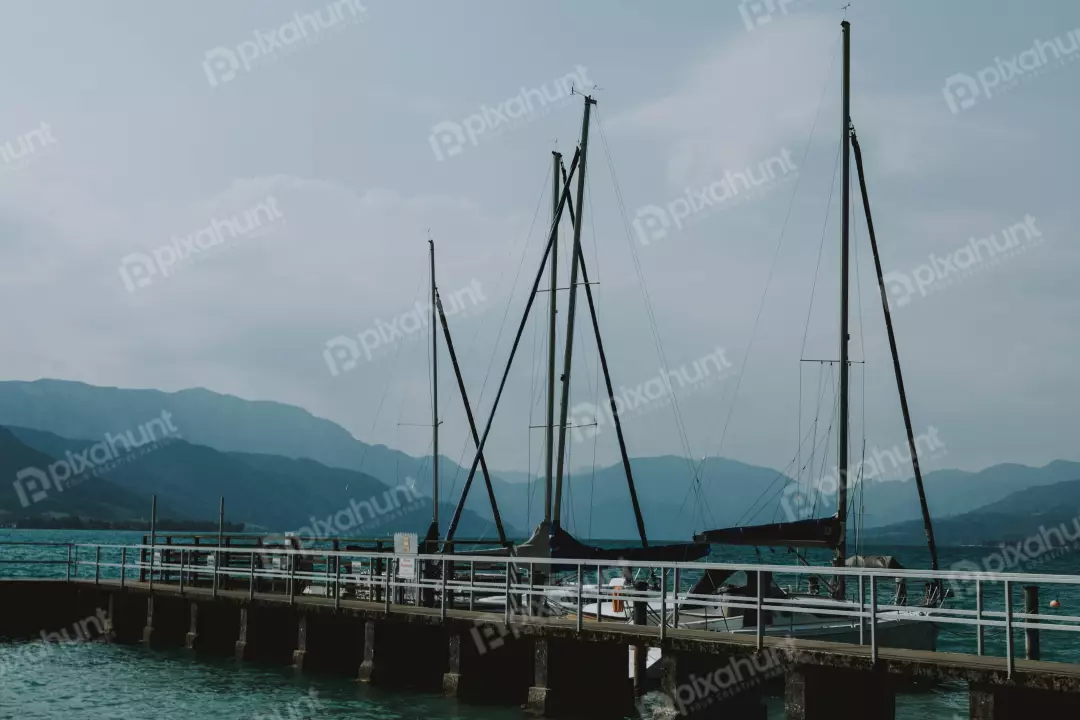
[977,580,984,656]
[215,497,224,598]
[248,552,255,602]
[859,574,865,645]
[660,566,667,641]
[440,559,448,621]
[504,560,511,627]
[1024,585,1040,661]
[468,561,475,612]
[1005,580,1014,678]
[673,566,680,628]
[576,564,584,633]
[756,570,765,650]
[334,550,342,609]
[633,579,648,698]
[596,564,602,625]
[289,550,296,605]
[179,549,185,595]
[121,546,127,589]
[148,495,157,591]
[95,546,100,585]
[870,576,878,663]
[384,557,392,614]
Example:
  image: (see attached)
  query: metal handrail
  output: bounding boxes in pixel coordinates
[4,540,1077,678]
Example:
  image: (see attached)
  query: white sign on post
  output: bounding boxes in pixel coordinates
[395,532,418,580]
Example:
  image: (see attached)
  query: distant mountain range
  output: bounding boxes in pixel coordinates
[0,378,1075,545]
[865,478,1080,546]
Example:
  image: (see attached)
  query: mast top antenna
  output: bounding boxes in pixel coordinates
[569,85,598,103]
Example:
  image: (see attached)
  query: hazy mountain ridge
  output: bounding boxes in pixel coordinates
[5,424,509,538]
[865,478,1080,546]
[1,379,1075,544]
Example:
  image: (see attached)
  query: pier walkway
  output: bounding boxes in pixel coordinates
[3,539,1080,718]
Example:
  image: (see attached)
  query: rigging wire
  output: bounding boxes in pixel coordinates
[360,271,427,482]
[587,179,602,540]
[689,32,843,524]
[441,164,551,508]
[738,366,835,525]
[593,107,711,529]
[850,155,869,548]
[796,137,843,511]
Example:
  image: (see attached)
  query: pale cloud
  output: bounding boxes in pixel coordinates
[613,14,837,188]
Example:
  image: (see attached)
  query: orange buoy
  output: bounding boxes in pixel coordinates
[1050,600,1061,609]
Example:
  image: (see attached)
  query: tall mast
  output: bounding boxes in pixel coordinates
[544,151,560,528]
[552,96,594,529]
[429,238,439,534]
[835,19,852,591]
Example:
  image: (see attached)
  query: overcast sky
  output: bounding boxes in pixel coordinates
[1,0,1077,493]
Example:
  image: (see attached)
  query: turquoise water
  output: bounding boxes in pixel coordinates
[3,529,1078,718]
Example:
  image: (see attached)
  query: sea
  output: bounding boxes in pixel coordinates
[3,529,1079,719]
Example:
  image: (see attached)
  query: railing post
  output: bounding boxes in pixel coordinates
[660,566,667,641]
[289,551,296,605]
[148,545,154,592]
[1005,579,1014,679]
[503,560,511,626]
[528,563,535,617]
[859,573,866,645]
[121,546,127,590]
[576,564,584,633]
[95,546,101,586]
[248,552,255,602]
[976,579,984,656]
[870,575,878,663]
[179,549,185,595]
[440,559,447,621]
[756,569,764,650]
[469,561,475,612]
[384,557,392,614]
[335,554,342,610]
[1024,585,1040,661]
[66,544,72,582]
[596,564,602,624]
[673,566,680,628]
[212,546,219,599]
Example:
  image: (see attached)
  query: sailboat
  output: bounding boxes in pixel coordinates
[676,18,944,650]
[425,20,942,663]
[439,93,709,566]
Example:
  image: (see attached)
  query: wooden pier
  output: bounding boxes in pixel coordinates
[3,540,1080,719]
